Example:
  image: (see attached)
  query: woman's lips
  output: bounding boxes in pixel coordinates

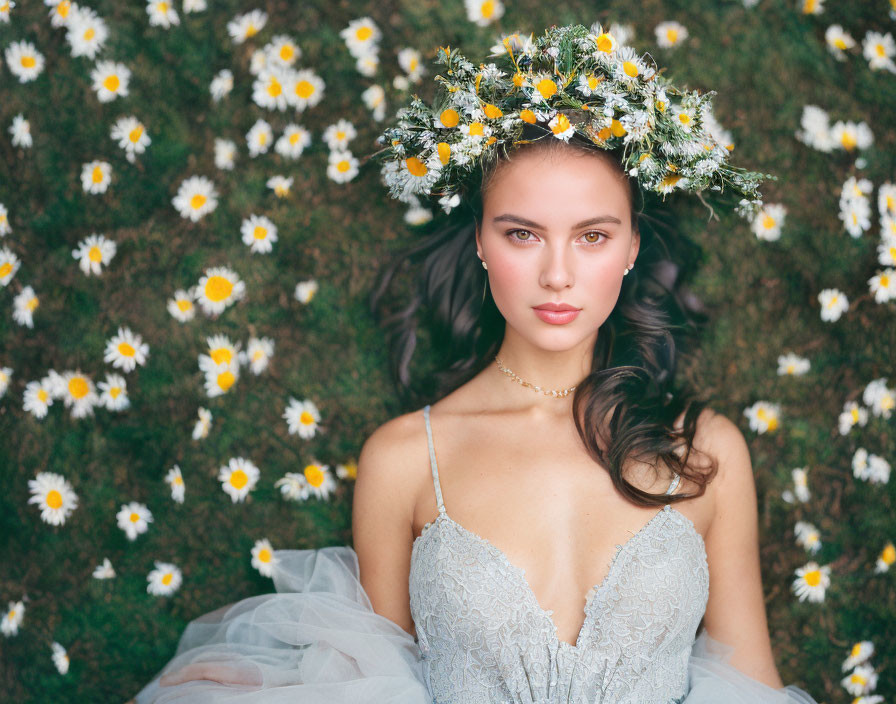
[533,308,580,324]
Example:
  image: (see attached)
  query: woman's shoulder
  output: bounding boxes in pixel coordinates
[356,407,432,486]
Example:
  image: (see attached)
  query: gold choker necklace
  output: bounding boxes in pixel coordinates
[494,356,578,398]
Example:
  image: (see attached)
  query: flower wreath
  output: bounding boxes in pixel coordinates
[371,23,776,221]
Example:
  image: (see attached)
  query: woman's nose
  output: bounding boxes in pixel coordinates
[539,245,575,289]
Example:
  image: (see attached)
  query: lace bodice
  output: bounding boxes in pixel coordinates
[409,404,710,704]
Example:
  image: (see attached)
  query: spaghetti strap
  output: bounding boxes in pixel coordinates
[665,472,681,495]
[423,405,446,515]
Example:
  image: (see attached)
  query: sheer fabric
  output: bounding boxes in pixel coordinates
[133,405,821,703]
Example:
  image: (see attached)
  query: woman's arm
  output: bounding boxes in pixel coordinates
[700,412,785,689]
[353,415,420,637]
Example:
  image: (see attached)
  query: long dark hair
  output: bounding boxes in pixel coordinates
[368,126,719,507]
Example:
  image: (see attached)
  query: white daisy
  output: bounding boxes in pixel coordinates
[323,119,357,151]
[239,336,274,375]
[104,326,149,373]
[800,0,824,14]
[5,40,45,83]
[0,203,10,236]
[842,663,879,697]
[226,9,267,44]
[327,150,359,183]
[172,175,219,222]
[830,120,874,152]
[90,60,131,102]
[865,455,891,485]
[213,138,237,170]
[199,334,241,371]
[72,233,116,275]
[167,288,196,322]
[335,461,357,481]
[147,561,182,596]
[246,118,273,157]
[340,17,381,58]
[0,366,10,397]
[838,400,869,435]
[51,642,69,675]
[878,183,896,218]
[9,114,31,148]
[355,53,379,77]
[98,372,129,411]
[240,214,278,254]
[875,543,895,573]
[868,268,896,303]
[251,538,278,577]
[195,266,245,316]
[48,0,76,29]
[0,0,14,23]
[839,196,872,238]
[777,352,810,376]
[58,369,98,418]
[249,46,270,76]
[92,557,116,579]
[742,400,780,433]
[13,285,39,328]
[301,462,336,500]
[275,124,311,159]
[164,464,185,503]
[283,397,320,439]
[782,467,810,504]
[218,457,260,503]
[750,202,786,241]
[654,21,688,49]
[397,47,424,83]
[0,246,21,285]
[793,521,822,554]
[274,472,308,500]
[116,501,153,541]
[266,175,293,197]
[795,104,834,152]
[67,6,109,58]
[266,35,301,68]
[210,69,234,101]
[863,378,895,419]
[818,288,849,322]
[862,30,896,72]
[405,204,433,226]
[81,160,112,194]
[1,600,24,637]
[252,67,290,111]
[287,68,325,112]
[110,116,150,163]
[202,360,240,397]
[791,561,830,602]
[192,407,212,439]
[294,278,318,303]
[361,84,386,121]
[548,112,575,141]
[842,641,875,671]
[28,471,78,526]
[464,0,504,26]
[183,0,206,12]
[825,25,856,61]
[146,0,179,29]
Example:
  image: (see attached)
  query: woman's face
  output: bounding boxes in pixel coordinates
[475,145,640,352]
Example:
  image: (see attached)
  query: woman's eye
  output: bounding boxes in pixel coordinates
[506,229,535,243]
[581,231,607,245]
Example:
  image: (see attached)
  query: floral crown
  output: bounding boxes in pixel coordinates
[372,23,776,220]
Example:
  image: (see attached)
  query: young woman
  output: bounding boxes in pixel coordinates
[131,24,820,704]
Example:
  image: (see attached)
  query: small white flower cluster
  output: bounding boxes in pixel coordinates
[795,105,873,155]
[742,400,780,434]
[340,17,382,77]
[794,521,822,554]
[18,368,127,419]
[8,113,31,149]
[247,36,325,114]
[275,462,337,502]
[782,467,810,504]
[393,48,425,91]
[324,119,360,184]
[840,641,881,699]
[852,448,891,486]
[839,377,895,435]
[198,333,274,398]
[839,175,873,239]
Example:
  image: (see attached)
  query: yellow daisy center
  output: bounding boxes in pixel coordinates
[551,114,571,134]
[0,262,13,277]
[68,376,88,399]
[129,512,140,522]
[355,26,372,41]
[229,469,248,489]
[841,132,856,150]
[217,369,235,391]
[480,0,494,17]
[161,573,173,585]
[336,160,350,172]
[176,298,192,312]
[205,275,233,302]
[267,76,282,97]
[279,45,294,61]
[594,34,614,53]
[245,23,258,37]
[439,108,459,127]
[26,296,38,312]
[84,27,95,40]
[158,1,169,12]
[623,61,639,77]
[678,112,691,126]
[103,74,120,92]
[295,80,315,99]
[118,342,135,357]
[289,132,300,145]
[762,215,776,229]
[88,245,103,262]
[300,411,315,425]
[190,193,206,210]
[210,348,232,365]
[92,166,104,183]
[253,226,267,240]
[468,121,485,136]
[876,43,886,58]
[38,389,49,402]
[882,544,895,563]
[110,387,121,398]
[258,548,272,562]
[666,28,678,43]
[21,55,35,68]
[536,78,557,99]
[304,464,324,487]
[46,490,63,509]
[833,37,847,50]
[483,103,503,119]
[405,156,428,177]
[437,142,451,165]
[803,569,821,586]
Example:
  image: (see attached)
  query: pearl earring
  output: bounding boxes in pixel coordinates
[623,265,631,276]
[482,261,488,270]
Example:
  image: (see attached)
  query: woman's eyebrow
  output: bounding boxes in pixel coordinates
[492,213,622,229]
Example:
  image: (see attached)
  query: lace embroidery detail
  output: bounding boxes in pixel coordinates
[410,405,710,704]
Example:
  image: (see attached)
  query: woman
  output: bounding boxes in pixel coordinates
[132,24,820,704]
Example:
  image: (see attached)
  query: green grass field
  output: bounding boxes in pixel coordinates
[1,0,894,701]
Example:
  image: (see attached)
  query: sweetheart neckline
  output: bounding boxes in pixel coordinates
[412,504,707,652]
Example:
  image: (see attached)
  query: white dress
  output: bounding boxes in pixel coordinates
[134,404,821,703]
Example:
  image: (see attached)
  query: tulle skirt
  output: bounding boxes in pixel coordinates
[133,546,820,704]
